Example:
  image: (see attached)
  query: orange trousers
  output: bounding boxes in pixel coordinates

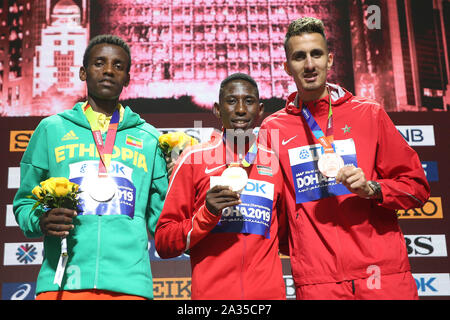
[35,289,147,300]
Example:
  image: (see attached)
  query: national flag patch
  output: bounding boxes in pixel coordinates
[126,135,143,149]
[256,165,273,176]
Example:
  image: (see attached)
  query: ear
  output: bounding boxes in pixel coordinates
[327,52,334,71]
[213,102,221,120]
[283,61,292,76]
[79,66,87,81]
[257,102,265,118]
[124,73,130,87]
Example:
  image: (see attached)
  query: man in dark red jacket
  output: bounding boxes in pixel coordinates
[155,73,287,299]
[259,17,430,299]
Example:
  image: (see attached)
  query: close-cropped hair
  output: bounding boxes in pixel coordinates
[83,34,131,73]
[219,73,260,100]
[284,17,328,55]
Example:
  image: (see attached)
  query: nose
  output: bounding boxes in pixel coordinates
[304,55,314,71]
[235,100,247,115]
[103,62,114,76]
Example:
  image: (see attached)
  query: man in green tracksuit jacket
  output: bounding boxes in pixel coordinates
[13,35,168,300]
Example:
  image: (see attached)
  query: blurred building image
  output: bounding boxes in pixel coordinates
[90,0,354,107]
[33,0,88,98]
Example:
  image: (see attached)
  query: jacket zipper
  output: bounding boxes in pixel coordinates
[240,237,246,299]
[94,216,102,289]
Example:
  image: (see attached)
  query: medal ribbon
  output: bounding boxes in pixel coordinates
[299,93,335,153]
[83,103,120,175]
[222,131,258,168]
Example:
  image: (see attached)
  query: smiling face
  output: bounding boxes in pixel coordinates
[213,79,264,132]
[79,43,130,102]
[284,32,334,102]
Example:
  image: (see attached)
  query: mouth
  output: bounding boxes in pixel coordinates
[99,79,116,87]
[303,73,318,83]
[231,119,251,129]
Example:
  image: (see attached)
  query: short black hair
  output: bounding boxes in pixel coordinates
[219,73,259,101]
[83,34,131,73]
[284,17,328,56]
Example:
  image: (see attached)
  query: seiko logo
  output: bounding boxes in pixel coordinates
[9,130,34,152]
[397,197,443,219]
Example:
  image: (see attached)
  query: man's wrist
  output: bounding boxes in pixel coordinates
[367,180,382,201]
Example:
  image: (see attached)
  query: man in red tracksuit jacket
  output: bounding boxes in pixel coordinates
[259,17,430,299]
[155,73,287,300]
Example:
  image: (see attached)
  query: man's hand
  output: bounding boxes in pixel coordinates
[335,165,376,199]
[205,185,242,216]
[39,208,77,237]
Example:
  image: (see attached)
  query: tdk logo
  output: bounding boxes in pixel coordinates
[244,181,266,194]
[109,163,126,175]
[416,277,438,293]
[396,125,435,146]
[413,273,450,296]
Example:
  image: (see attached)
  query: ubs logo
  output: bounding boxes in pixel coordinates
[10,130,34,152]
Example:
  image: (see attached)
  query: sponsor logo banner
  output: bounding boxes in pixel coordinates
[158,127,215,144]
[3,242,44,266]
[397,197,443,219]
[405,235,448,257]
[396,125,435,146]
[153,277,191,300]
[421,161,439,182]
[9,130,34,152]
[7,167,20,189]
[6,204,19,227]
[1,282,36,300]
[288,139,357,203]
[284,275,296,300]
[148,240,189,261]
[413,273,450,296]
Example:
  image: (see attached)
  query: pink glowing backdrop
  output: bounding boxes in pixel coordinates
[0,0,448,116]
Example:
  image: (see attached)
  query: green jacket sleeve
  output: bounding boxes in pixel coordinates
[13,121,50,238]
[146,143,168,237]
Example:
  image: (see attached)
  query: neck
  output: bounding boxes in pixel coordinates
[87,95,119,116]
[224,129,256,157]
[298,85,328,103]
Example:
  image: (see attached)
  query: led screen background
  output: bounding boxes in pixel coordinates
[0,0,448,116]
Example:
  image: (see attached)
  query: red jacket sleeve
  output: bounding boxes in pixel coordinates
[154,149,221,259]
[375,108,430,210]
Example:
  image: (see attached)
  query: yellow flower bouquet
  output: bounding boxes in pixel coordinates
[29,177,80,212]
[159,131,199,158]
[28,177,81,287]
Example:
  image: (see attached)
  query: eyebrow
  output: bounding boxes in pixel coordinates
[291,48,325,58]
[92,56,125,64]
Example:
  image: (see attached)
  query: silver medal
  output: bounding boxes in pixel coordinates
[88,176,117,202]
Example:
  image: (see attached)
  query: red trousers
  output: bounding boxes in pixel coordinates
[296,271,418,300]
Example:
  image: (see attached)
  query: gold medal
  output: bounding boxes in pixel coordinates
[220,164,248,193]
